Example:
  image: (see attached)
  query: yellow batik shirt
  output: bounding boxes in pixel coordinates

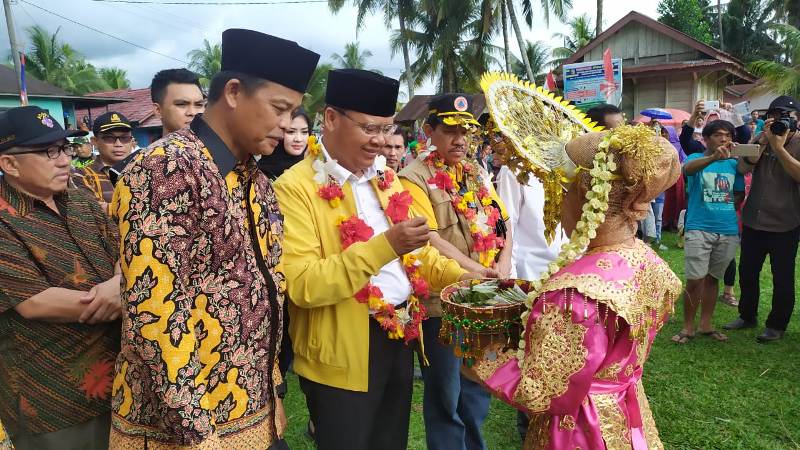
[108,116,285,449]
[0,419,12,449]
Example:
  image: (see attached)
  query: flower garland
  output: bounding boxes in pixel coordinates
[310,136,430,343]
[515,133,616,366]
[424,151,505,267]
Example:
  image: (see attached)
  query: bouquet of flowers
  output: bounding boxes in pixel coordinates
[440,279,532,364]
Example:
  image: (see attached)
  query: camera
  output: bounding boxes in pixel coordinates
[770,111,798,136]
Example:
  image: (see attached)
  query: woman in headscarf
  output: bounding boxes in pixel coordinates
[661,125,687,233]
[468,125,682,450]
[258,107,310,180]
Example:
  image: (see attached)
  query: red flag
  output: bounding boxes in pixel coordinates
[601,48,617,100]
[545,71,557,91]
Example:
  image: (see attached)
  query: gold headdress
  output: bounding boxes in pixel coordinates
[480,72,604,243]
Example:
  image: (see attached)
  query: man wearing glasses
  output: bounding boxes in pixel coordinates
[0,106,122,449]
[72,111,134,211]
[274,69,481,450]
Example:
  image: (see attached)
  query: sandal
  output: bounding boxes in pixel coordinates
[671,331,694,344]
[719,293,739,307]
[699,330,728,342]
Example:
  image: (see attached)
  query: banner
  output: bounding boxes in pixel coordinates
[563,57,622,111]
[19,52,28,106]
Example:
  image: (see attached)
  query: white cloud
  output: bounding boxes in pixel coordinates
[1,0,660,95]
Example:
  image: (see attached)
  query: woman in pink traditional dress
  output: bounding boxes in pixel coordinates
[469,128,683,450]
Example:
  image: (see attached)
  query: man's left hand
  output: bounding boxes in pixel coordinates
[493,259,512,278]
[79,275,122,324]
[275,397,288,438]
[765,123,789,152]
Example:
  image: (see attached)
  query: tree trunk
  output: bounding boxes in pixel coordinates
[717,0,724,51]
[506,0,534,80]
[595,0,602,37]
[398,13,415,99]
[502,1,511,73]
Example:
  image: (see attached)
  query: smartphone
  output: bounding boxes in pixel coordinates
[703,100,720,111]
[731,144,760,158]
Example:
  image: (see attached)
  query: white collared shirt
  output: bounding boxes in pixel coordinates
[322,146,412,306]
[495,166,565,280]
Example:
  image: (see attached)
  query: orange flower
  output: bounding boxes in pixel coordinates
[428,171,456,191]
[80,359,114,400]
[378,169,395,190]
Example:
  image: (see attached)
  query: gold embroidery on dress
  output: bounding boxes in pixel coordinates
[513,308,588,412]
[624,364,634,377]
[636,380,664,450]
[592,393,631,450]
[523,413,551,450]
[559,414,576,430]
[596,362,621,381]
[542,241,681,341]
[596,258,613,271]
[473,345,517,385]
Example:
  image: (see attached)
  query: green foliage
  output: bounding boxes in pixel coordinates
[657,0,713,45]
[22,25,122,95]
[99,68,130,90]
[551,14,595,67]
[331,42,376,70]
[187,39,221,89]
[395,0,502,93]
[302,63,333,124]
[511,40,550,81]
[717,0,782,64]
[749,24,800,98]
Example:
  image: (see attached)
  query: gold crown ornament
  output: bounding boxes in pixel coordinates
[480,72,605,243]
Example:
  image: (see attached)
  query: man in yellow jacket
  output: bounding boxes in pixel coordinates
[274,69,484,450]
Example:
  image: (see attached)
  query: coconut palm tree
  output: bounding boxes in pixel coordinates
[187,39,221,88]
[331,42,374,70]
[551,14,595,68]
[328,0,416,96]
[749,24,800,98]
[511,40,551,82]
[23,25,111,95]
[396,0,501,93]
[99,68,130,90]
[596,0,603,36]
[505,0,571,80]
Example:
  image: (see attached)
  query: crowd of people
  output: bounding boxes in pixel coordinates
[0,26,798,450]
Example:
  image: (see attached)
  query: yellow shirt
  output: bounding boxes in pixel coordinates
[0,419,12,450]
[274,158,466,392]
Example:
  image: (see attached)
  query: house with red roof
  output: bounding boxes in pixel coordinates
[77,87,163,146]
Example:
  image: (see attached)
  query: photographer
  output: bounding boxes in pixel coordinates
[725,96,800,342]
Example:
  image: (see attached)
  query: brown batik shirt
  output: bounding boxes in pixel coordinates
[0,180,120,435]
[108,115,286,448]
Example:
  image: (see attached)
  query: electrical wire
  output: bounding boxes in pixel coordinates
[20,0,188,63]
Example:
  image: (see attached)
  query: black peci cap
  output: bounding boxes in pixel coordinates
[325,69,399,117]
[221,29,320,93]
[0,106,87,153]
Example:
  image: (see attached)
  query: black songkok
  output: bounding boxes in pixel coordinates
[325,69,399,117]
[221,28,320,93]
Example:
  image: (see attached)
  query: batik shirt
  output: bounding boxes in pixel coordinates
[109,116,285,448]
[0,180,120,435]
[0,418,12,449]
[73,157,115,205]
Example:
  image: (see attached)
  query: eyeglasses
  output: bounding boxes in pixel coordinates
[98,135,133,144]
[334,108,398,136]
[14,144,76,159]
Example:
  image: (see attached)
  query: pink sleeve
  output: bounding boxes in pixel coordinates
[480,289,612,414]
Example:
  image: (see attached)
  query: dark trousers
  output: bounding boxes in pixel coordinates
[738,225,800,331]
[299,319,413,450]
[724,257,737,287]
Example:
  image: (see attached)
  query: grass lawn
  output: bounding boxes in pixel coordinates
[282,231,800,449]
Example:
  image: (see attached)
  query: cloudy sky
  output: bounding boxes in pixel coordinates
[1,0,659,98]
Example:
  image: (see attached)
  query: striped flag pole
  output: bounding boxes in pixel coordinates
[18,51,28,106]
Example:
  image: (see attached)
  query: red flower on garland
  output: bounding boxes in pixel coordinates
[428,171,456,191]
[386,191,413,224]
[473,233,503,252]
[477,185,490,201]
[378,169,395,190]
[355,284,384,304]
[318,183,345,207]
[485,206,501,228]
[410,276,430,298]
[339,216,374,249]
